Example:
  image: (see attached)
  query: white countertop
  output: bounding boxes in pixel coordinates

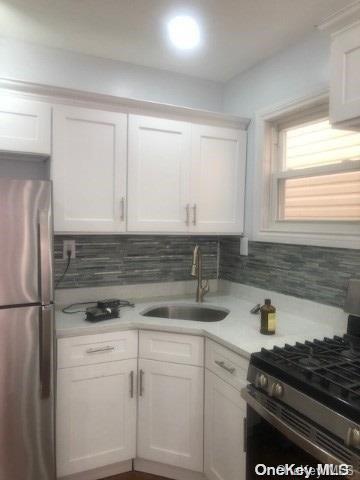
[56,289,347,359]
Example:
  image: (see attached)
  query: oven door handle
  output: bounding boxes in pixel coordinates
[241,387,360,479]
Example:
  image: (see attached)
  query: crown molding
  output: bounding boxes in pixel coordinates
[317,1,360,33]
[0,77,250,130]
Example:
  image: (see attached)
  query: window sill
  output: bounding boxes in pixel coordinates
[253,229,360,249]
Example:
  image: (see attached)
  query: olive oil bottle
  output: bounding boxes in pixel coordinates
[260,299,276,335]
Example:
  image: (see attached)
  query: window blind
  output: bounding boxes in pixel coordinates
[279,119,360,221]
[284,120,360,170]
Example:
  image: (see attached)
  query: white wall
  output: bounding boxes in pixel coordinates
[223,31,331,237]
[0,37,224,111]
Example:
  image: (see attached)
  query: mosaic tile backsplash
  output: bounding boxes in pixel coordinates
[219,238,360,308]
[54,235,219,289]
[54,233,359,308]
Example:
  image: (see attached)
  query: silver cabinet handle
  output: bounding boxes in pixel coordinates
[192,204,197,226]
[86,345,115,354]
[215,360,236,374]
[139,369,144,396]
[130,370,134,398]
[120,197,125,221]
[185,204,190,225]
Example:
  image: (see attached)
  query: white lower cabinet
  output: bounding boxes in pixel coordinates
[204,370,246,480]
[56,358,137,477]
[137,358,204,472]
[57,332,249,480]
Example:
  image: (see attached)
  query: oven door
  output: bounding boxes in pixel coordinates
[243,387,360,480]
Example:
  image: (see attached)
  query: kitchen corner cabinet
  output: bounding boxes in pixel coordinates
[52,105,128,232]
[137,358,204,472]
[0,96,51,155]
[329,21,360,130]
[128,114,246,234]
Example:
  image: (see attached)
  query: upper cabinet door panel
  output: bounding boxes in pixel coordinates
[330,22,360,129]
[191,125,246,233]
[0,96,51,155]
[52,106,127,233]
[127,115,191,232]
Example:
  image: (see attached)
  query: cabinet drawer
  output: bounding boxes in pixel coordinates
[139,330,204,366]
[58,330,138,368]
[205,339,248,391]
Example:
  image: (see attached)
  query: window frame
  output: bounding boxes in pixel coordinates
[253,91,360,249]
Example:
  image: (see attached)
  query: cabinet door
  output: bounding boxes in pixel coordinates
[204,370,246,480]
[128,115,191,232]
[0,96,51,155]
[56,359,137,477]
[190,125,246,233]
[137,359,203,472]
[52,105,127,232]
[330,22,360,129]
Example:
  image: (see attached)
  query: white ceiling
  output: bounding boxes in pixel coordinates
[0,0,355,82]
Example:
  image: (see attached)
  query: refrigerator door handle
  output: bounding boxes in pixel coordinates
[39,305,53,399]
[38,209,53,305]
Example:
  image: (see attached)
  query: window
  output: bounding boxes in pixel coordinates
[255,94,360,248]
[276,118,360,222]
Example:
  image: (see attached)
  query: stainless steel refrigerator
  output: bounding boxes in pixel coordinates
[0,178,55,480]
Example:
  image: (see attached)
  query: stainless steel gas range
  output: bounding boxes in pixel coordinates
[242,335,360,479]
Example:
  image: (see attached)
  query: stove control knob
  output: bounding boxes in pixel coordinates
[346,427,360,449]
[257,373,268,389]
[271,382,284,399]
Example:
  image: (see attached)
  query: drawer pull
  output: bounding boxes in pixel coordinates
[215,360,236,374]
[86,345,115,354]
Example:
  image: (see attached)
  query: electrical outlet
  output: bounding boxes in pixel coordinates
[63,240,76,259]
[240,235,248,256]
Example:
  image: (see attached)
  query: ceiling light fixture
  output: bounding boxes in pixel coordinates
[167,15,201,50]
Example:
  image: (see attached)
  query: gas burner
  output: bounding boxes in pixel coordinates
[343,335,360,359]
[298,356,322,368]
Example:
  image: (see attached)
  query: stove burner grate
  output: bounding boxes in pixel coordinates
[261,336,360,402]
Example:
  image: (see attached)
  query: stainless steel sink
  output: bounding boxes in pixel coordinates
[141,304,229,322]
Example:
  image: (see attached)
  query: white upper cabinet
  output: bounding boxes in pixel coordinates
[128,115,246,234]
[190,125,246,233]
[0,96,51,155]
[330,21,360,130]
[52,105,127,233]
[127,115,191,232]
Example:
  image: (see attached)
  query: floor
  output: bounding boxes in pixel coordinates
[105,472,168,480]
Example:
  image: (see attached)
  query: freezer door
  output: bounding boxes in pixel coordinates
[0,305,55,480]
[0,178,53,306]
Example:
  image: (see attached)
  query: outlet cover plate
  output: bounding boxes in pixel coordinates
[63,240,76,259]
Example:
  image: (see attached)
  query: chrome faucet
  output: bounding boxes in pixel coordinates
[191,245,209,303]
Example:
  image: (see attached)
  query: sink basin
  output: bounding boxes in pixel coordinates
[141,304,229,322]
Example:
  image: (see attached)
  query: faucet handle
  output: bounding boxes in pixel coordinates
[202,279,210,295]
